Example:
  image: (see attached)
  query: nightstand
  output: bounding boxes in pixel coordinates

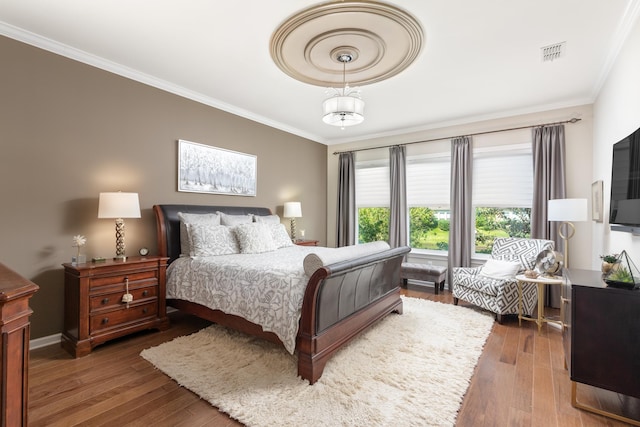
[61,256,170,357]
[294,239,319,246]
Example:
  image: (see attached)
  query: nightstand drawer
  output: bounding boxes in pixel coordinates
[90,300,158,333]
[89,270,158,291]
[90,285,158,311]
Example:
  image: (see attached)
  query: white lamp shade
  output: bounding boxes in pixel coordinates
[98,192,141,219]
[322,96,365,127]
[283,202,302,218]
[548,198,587,222]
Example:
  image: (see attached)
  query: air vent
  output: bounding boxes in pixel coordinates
[541,42,566,62]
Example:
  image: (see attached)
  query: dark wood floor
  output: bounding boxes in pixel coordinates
[29,286,639,426]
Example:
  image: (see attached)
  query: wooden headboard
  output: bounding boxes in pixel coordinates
[153,204,272,264]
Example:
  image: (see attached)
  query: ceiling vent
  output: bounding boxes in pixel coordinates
[541,42,566,62]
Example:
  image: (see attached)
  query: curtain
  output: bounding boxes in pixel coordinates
[389,146,407,248]
[337,152,356,247]
[531,124,566,307]
[448,136,473,289]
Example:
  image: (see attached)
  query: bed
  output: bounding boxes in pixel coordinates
[154,204,410,384]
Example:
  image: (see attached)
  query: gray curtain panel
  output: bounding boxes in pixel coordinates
[337,151,356,247]
[389,145,407,248]
[531,124,566,308]
[448,136,473,289]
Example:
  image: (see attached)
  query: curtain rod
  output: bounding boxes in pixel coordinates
[332,117,581,155]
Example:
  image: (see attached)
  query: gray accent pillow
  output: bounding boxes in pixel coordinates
[178,212,221,256]
[187,223,240,257]
[233,223,277,254]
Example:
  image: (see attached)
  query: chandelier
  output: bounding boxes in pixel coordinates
[322,53,365,129]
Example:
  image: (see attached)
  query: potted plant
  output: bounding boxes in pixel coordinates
[600,254,619,274]
[603,250,639,290]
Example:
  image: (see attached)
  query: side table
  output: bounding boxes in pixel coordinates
[294,239,319,246]
[515,274,563,333]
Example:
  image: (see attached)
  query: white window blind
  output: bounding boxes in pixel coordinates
[407,156,451,207]
[473,148,532,208]
[355,162,390,207]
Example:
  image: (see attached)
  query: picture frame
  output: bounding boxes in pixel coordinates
[591,180,603,222]
[178,139,257,196]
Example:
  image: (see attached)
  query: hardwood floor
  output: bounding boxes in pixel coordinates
[29,286,639,426]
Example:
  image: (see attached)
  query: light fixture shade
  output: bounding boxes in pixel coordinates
[322,95,365,127]
[548,198,587,222]
[98,192,141,219]
[283,201,302,218]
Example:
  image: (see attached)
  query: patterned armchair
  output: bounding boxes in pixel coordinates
[452,237,554,323]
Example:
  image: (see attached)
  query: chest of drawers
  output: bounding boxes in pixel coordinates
[62,256,169,357]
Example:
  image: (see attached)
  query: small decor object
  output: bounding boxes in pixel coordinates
[534,249,563,277]
[178,140,256,196]
[72,234,87,265]
[604,250,639,290]
[524,269,539,279]
[591,180,604,222]
[599,254,619,274]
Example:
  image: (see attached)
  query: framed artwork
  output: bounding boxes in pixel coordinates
[178,139,257,196]
[591,180,603,222]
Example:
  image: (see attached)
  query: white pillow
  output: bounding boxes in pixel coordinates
[479,259,521,279]
[178,212,221,256]
[270,223,293,248]
[187,223,239,257]
[218,211,253,226]
[303,241,391,276]
[254,214,281,224]
[233,223,277,254]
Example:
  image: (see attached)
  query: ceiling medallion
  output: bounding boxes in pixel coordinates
[270,1,424,87]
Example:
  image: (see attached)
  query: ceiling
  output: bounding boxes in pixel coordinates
[1,1,639,145]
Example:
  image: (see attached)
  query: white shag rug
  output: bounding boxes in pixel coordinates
[141,297,494,427]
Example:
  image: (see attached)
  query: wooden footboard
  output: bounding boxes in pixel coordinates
[154,204,410,384]
[297,246,410,383]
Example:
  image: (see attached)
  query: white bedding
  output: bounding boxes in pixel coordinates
[166,245,339,353]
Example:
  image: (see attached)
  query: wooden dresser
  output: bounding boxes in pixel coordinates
[0,263,39,427]
[62,256,169,357]
[562,268,640,425]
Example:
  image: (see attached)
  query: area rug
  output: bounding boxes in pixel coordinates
[141,297,494,426]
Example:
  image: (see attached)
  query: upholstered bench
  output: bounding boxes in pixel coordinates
[401,263,448,294]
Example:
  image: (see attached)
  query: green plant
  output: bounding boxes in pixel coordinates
[607,266,633,283]
[600,254,619,263]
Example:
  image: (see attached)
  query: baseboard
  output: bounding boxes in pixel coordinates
[30,333,61,350]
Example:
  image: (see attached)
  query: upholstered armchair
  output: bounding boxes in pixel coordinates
[452,237,554,323]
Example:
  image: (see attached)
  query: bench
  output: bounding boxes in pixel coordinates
[400,263,448,295]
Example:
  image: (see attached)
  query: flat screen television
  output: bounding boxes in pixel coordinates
[609,125,640,233]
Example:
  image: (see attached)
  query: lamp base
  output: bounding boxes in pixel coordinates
[113,255,127,262]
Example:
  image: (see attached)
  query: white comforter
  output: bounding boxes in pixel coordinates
[166,245,337,353]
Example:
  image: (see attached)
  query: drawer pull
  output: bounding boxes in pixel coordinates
[122,277,133,308]
[101,317,109,325]
[101,298,110,305]
[142,290,149,297]
[142,307,148,314]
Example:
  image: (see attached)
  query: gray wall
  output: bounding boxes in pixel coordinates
[0,36,327,339]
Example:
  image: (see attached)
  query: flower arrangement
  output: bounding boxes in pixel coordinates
[72,235,87,264]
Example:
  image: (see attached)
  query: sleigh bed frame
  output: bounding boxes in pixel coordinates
[154,204,410,384]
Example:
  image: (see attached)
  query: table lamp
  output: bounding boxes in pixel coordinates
[283,202,302,241]
[547,198,587,268]
[98,192,141,260]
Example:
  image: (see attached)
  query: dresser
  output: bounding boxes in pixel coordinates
[62,256,170,357]
[0,263,39,427]
[562,268,640,425]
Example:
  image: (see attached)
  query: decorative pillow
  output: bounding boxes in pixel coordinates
[479,259,522,280]
[270,223,294,248]
[253,214,281,224]
[187,223,239,257]
[177,212,221,256]
[303,241,390,276]
[217,212,253,226]
[233,223,277,254]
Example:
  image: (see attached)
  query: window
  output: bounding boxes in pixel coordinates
[407,153,451,251]
[356,158,389,243]
[473,144,533,254]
